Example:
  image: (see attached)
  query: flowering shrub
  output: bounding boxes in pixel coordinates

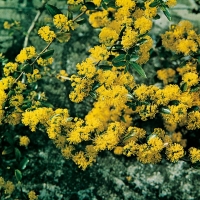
[0,0,200,198]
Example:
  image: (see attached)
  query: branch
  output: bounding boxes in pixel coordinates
[23,1,48,48]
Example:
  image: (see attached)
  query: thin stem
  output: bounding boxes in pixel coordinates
[73,10,87,22]
[30,40,54,66]
[15,72,25,83]
[23,1,48,48]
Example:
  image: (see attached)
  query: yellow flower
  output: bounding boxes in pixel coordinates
[157,68,176,85]
[19,136,30,146]
[56,70,69,82]
[0,177,5,187]
[72,151,91,170]
[176,39,198,55]
[134,16,152,34]
[166,0,177,7]
[166,143,184,162]
[92,0,101,6]
[68,0,83,5]
[88,10,109,28]
[189,147,200,163]
[144,0,157,18]
[3,62,18,76]
[113,146,123,155]
[187,111,200,130]
[137,144,162,164]
[99,27,119,46]
[4,181,15,195]
[38,26,56,42]
[26,69,41,83]
[28,191,38,200]
[121,27,138,49]
[5,111,22,125]
[61,145,74,159]
[148,136,164,152]
[3,21,12,29]
[53,14,74,31]
[182,72,199,87]
[15,46,36,63]
[9,94,24,107]
[123,141,139,157]
[76,58,96,78]
[89,45,110,62]
[37,57,53,66]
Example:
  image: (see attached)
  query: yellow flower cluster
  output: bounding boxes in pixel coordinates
[38,26,56,42]
[56,70,69,82]
[89,10,109,28]
[19,136,30,146]
[189,147,200,163]
[26,69,41,83]
[161,20,200,55]
[53,14,74,31]
[28,190,38,200]
[15,46,36,63]
[3,20,20,29]
[0,177,15,195]
[3,62,18,76]
[134,16,152,34]
[166,143,184,162]
[37,57,53,67]
[157,68,176,85]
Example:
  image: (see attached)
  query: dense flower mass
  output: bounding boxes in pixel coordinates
[1,0,200,177]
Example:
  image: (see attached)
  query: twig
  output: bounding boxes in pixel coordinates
[73,10,87,22]
[23,1,48,48]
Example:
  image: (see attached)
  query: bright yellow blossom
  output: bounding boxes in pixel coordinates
[38,26,56,42]
[19,136,30,146]
[166,143,184,162]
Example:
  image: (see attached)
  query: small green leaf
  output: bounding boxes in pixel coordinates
[45,4,62,17]
[98,65,112,70]
[160,107,171,114]
[154,14,161,19]
[125,54,130,61]
[76,18,86,25]
[180,82,188,92]
[112,54,126,62]
[169,100,179,106]
[66,10,73,20]
[15,148,21,161]
[188,106,199,112]
[85,2,96,10]
[191,84,200,92]
[198,56,200,63]
[124,64,130,74]
[2,146,13,155]
[129,62,146,78]
[40,101,54,108]
[19,157,29,170]
[21,64,32,73]
[112,54,126,67]
[15,169,22,182]
[137,38,147,45]
[89,91,97,99]
[92,82,101,91]
[161,4,171,21]
[56,32,71,43]
[113,61,126,67]
[40,49,54,59]
[130,54,139,62]
[149,0,161,7]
